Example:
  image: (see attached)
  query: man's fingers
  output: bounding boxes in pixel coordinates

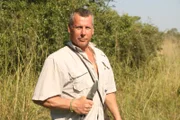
[83,107,91,114]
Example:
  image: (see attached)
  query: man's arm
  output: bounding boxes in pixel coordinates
[105,92,122,120]
[33,96,93,115]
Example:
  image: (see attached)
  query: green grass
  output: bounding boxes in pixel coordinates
[0,39,180,120]
[0,1,179,119]
[114,39,180,120]
[0,63,50,120]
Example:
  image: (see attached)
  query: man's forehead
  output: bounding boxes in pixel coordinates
[74,13,92,19]
[73,14,93,26]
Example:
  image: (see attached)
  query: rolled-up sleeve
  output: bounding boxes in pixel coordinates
[106,64,116,94]
[32,57,64,101]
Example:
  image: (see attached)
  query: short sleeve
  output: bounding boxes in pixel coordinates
[32,58,65,101]
[106,64,116,94]
[100,52,116,94]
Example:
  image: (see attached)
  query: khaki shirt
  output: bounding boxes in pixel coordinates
[32,42,116,120]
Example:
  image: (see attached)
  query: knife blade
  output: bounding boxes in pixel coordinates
[86,81,98,100]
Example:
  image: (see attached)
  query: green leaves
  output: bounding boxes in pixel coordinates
[0,0,166,75]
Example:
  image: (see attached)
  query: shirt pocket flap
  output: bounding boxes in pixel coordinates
[73,81,88,92]
[70,71,91,92]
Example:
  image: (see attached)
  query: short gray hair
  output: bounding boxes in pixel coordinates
[68,8,94,27]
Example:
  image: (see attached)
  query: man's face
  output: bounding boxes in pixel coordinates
[68,13,94,50]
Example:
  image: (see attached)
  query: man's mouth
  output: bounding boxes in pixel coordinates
[78,38,87,42]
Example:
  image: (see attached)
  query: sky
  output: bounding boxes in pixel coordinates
[109,0,180,32]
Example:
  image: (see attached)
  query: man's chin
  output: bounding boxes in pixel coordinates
[78,43,89,50]
[72,41,89,49]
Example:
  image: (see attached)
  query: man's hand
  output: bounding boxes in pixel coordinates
[33,95,94,115]
[71,96,93,114]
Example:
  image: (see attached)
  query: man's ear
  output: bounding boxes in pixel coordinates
[68,25,71,33]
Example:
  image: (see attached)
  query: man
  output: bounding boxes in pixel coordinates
[32,8,122,120]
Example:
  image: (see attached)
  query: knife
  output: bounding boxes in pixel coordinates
[86,81,98,100]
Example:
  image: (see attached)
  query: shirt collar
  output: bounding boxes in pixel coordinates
[66,41,96,53]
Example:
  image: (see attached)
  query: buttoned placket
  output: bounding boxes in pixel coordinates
[78,51,99,80]
[78,51,101,120]
[72,45,103,120]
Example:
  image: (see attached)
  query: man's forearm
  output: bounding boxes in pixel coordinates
[33,95,71,110]
[105,93,122,120]
[33,96,94,115]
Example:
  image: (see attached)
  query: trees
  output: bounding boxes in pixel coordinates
[0,0,164,76]
[1,1,178,119]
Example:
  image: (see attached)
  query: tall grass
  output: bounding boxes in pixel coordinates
[1,1,179,120]
[113,38,180,120]
[1,38,179,120]
[0,59,50,120]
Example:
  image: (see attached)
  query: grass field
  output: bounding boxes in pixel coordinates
[0,38,180,120]
[115,38,180,120]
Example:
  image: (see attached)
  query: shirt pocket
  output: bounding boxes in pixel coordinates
[70,71,93,98]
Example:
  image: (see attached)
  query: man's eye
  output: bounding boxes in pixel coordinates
[75,26,82,30]
[86,27,91,30]
[73,26,92,30]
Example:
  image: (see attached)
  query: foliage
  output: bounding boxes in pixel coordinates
[0,0,87,74]
[111,38,180,120]
[93,9,163,67]
[164,28,180,41]
[118,20,163,67]
[166,28,180,38]
[0,0,165,75]
[1,0,180,120]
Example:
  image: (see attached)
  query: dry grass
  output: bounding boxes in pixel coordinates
[1,38,180,120]
[116,38,180,120]
[160,38,180,59]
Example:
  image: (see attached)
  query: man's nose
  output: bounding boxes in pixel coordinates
[81,28,86,35]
